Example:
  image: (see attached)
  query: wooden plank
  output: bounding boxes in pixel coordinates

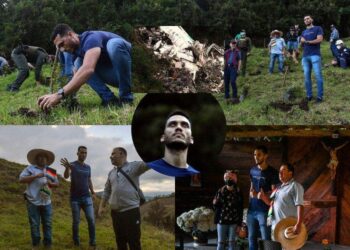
[226,126,350,138]
[304,200,337,208]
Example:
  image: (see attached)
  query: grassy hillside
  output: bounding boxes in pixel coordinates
[0,66,145,125]
[217,39,350,125]
[0,158,174,249]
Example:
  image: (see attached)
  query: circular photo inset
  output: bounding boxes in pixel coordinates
[131,93,226,177]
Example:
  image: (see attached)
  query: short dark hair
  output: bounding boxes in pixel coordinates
[166,110,191,125]
[77,146,87,151]
[282,163,295,176]
[115,147,127,156]
[255,145,268,154]
[50,23,74,42]
[304,15,313,19]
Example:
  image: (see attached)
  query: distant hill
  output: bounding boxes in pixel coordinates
[0,158,174,249]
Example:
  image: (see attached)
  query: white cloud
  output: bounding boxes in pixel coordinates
[0,126,174,194]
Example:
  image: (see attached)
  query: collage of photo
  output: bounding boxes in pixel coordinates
[1,1,350,250]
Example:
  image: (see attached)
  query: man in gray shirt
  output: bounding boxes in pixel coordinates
[269,163,304,237]
[19,148,59,248]
[98,147,149,250]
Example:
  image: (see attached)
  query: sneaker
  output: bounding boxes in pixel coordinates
[231,97,240,104]
[306,96,313,102]
[315,97,323,103]
[6,84,19,92]
[120,99,134,106]
[89,242,97,247]
[101,97,121,108]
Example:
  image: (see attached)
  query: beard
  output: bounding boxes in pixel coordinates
[164,137,191,151]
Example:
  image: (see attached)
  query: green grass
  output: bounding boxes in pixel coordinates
[0,159,174,249]
[218,38,350,125]
[0,66,145,125]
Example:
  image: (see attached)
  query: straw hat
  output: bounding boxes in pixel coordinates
[271,30,283,37]
[27,149,55,165]
[274,217,307,250]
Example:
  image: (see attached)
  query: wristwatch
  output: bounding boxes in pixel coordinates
[57,88,65,99]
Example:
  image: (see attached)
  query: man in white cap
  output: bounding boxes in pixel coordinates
[19,149,59,248]
[334,40,350,69]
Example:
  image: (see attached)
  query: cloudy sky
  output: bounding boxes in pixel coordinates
[0,125,174,195]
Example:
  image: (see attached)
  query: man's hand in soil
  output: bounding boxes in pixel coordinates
[38,93,62,111]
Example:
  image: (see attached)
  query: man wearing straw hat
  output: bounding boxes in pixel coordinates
[268,30,286,74]
[19,149,59,248]
[266,163,306,250]
[268,163,304,235]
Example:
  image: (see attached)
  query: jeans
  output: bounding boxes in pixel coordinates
[247,210,270,250]
[330,42,338,58]
[111,207,141,250]
[287,41,298,51]
[33,50,47,81]
[71,196,96,245]
[302,55,323,99]
[224,66,238,99]
[59,52,74,80]
[11,50,29,89]
[75,37,133,103]
[26,201,52,246]
[339,56,349,69]
[217,224,237,250]
[269,53,284,73]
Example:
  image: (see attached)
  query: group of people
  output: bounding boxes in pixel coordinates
[18,110,200,249]
[329,25,350,69]
[19,146,149,249]
[225,15,350,104]
[213,145,305,250]
[4,23,134,110]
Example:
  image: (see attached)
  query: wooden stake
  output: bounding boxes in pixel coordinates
[50,48,59,94]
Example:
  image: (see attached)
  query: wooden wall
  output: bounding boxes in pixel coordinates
[176,137,350,245]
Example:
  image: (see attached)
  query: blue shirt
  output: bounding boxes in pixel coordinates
[70,161,91,199]
[301,26,324,57]
[19,165,59,206]
[75,31,124,66]
[269,37,286,54]
[249,165,279,212]
[330,28,339,43]
[147,159,200,177]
